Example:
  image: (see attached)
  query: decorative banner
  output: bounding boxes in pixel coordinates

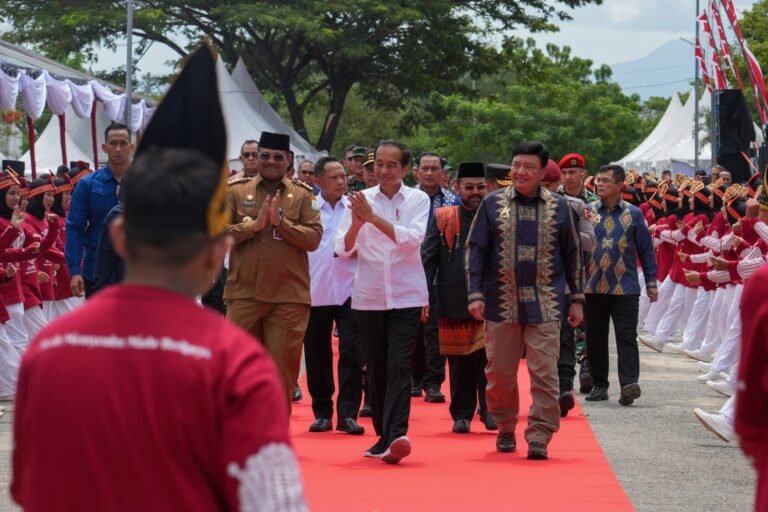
[711,0,743,89]
[695,37,713,92]
[20,71,46,121]
[699,13,727,90]
[0,68,20,111]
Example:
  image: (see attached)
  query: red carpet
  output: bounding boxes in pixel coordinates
[291,354,633,511]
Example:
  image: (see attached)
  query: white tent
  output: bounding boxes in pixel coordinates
[20,113,93,173]
[230,58,320,161]
[618,91,763,175]
[17,55,323,175]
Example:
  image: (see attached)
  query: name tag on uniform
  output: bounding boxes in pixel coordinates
[273,228,283,241]
[241,201,256,207]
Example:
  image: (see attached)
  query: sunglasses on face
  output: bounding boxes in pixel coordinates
[241,152,258,159]
[258,153,287,162]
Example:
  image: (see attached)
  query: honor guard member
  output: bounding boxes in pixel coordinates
[11,45,307,512]
[225,131,322,408]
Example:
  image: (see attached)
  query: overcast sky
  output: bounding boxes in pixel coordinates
[91,0,760,76]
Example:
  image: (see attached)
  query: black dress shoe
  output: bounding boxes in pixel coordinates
[559,390,575,417]
[292,383,303,402]
[527,441,548,460]
[424,387,446,403]
[359,401,372,417]
[585,386,608,401]
[618,383,641,406]
[337,418,365,435]
[496,432,516,453]
[579,372,594,394]
[452,419,471,434]
[478,409,498,431]
[309,418,332,432]
[410,384,423,397]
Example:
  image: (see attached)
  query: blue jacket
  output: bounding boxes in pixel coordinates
[465,186,584,324]
[65,166,120,280]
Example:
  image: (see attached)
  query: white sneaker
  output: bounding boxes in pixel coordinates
[697,361,713,372]
[638,335,665,352]
[693,409,733,442]
[381,436,412,464]
[707,380,734,397]
[665,342,686,354]
[697,369,725,382]
[684,349,714,362]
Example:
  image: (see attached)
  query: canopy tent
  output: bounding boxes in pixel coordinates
[230,59,320,161]
[618,90,764,175]
[20,112,93,173]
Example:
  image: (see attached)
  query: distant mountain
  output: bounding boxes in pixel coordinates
[610,39,695,100]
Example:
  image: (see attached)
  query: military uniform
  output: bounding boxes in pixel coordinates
[225,174,322,407]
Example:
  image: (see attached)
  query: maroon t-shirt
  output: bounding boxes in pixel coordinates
[12,284,307,512]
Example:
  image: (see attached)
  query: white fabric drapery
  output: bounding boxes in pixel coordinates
[20,71,46,121]
[0,68,20,111]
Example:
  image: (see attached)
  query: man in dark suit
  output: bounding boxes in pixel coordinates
[421,162,497,433]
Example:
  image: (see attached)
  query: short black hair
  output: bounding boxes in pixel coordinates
[314,156,342,178]
[375,139,411,167]
[104,122,131,142]
[417,152,442,168]
[123,148,221,266]
[511,141,548,168]
[240,139,258,153]
[661,169,672,177]
[597,164,626,183]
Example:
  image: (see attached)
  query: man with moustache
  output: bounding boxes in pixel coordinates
[230,140,259,180]
[335,140,430,464]
[225,131,322,408]
[422,162,497,433]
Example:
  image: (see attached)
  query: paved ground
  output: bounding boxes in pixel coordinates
[0,337,755,511]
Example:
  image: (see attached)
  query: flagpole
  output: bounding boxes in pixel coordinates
[124,0,134,131]
[695,0,701,174]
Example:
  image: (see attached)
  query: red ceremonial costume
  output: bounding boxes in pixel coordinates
[12,285,302,511]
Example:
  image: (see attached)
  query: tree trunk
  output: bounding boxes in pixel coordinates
[281,87,311,144]
[315,83,352,151]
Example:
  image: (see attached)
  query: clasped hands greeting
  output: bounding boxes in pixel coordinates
[348,191,376,225]
[252,190,283,233]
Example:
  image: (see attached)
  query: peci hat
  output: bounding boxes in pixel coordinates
[457,162,485,180]
[258,131,290,152]
[558,153,585,170]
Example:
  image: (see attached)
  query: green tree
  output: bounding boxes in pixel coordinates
[413,41,644,168]
[0,0,603,150]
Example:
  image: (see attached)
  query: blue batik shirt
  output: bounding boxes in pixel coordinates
[585,199,658,295]
[418,185,459,226]
[466,186,584,324]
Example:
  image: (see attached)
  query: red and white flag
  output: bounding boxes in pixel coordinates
[695,36,713,92]
[700,13,727,90]
[711,0,742,88]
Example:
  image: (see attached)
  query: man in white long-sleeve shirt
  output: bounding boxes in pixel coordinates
[335,140,430,464]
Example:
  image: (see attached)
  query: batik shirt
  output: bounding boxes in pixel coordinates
[584,199,657,295]
[418,185,459,226]
[465,186,584,324]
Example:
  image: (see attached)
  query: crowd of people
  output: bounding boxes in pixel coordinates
[2,44,767,511]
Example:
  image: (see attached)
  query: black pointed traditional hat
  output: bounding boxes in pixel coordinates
[124,43,229,239]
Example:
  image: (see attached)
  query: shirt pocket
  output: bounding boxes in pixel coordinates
[91,182,115,200]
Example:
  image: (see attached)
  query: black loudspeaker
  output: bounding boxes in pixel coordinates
[758,144,768,176]
[717,90,756,184]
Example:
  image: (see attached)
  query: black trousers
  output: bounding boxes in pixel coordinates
[83,278,96,299]
[357,308,421,445]
[557,294,576,392]
[447,350,488,421]
[303,299,363,420]
[202,266,227,315]
[585,294,640,389]
[412,287,445,389]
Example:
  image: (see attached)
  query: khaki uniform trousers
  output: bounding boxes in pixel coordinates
[485,320,561,445]
[227,299,310,411]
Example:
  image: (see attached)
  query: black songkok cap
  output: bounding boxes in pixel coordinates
[2,160,24,177]
[124,43,229,239]
[457,162,485,179]
[258,131,290,152]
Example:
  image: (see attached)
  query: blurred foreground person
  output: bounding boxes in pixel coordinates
[11,45,306,512]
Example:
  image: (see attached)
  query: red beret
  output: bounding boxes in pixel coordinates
[559,153,585,170]
[542,159,562,182]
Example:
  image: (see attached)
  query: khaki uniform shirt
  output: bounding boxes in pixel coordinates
[224,174,322,304]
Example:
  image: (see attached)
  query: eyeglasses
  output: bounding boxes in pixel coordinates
[241,152,258,159]
[300,171,313,176]
[460,184,487,191]
[259,152,286,162]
